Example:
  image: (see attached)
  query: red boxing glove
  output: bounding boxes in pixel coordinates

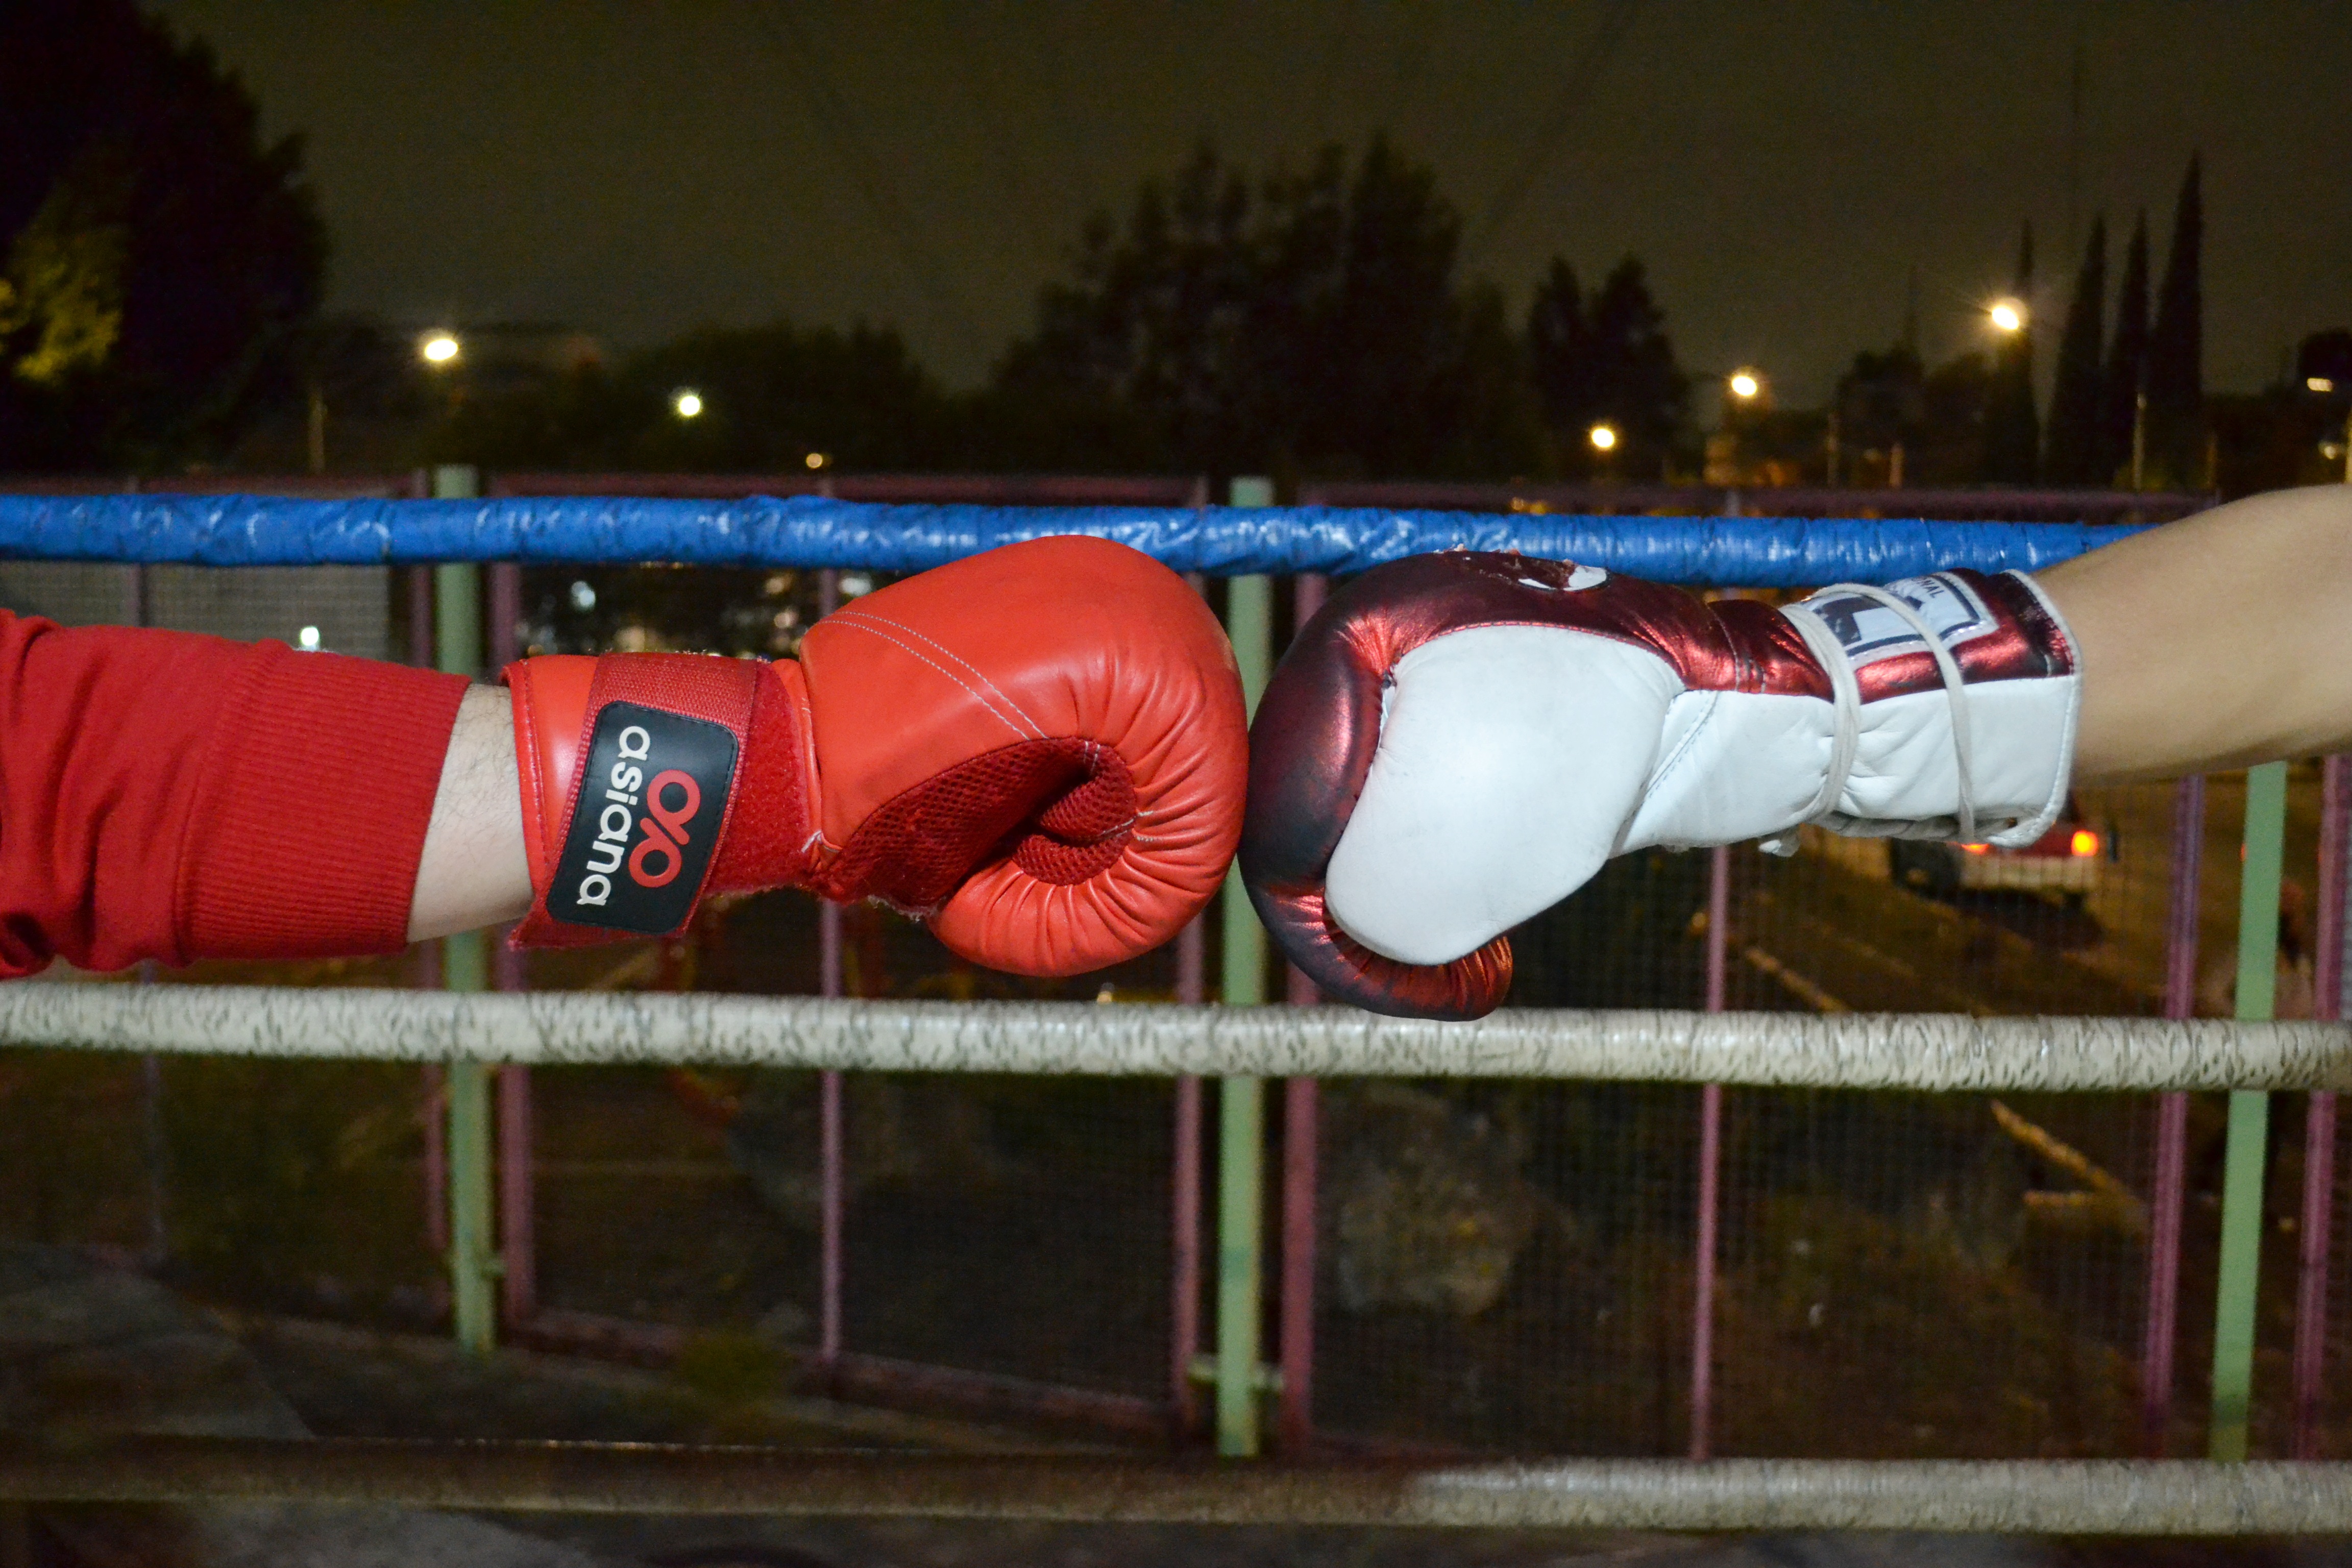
[506,536,1247,976]
[1243,551,2078,1020]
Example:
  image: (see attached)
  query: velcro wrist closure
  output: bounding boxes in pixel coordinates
[511,653,770,946]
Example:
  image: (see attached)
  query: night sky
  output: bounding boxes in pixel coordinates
[158,2,2352,404]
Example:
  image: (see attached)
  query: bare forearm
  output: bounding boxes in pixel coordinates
[407,684,533,941]
[2038,485,2352,783]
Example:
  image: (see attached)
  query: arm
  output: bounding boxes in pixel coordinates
[2039,485,2352,782]
[407,684,530,942]
[0,613,473,976]
[4,536,1245,979]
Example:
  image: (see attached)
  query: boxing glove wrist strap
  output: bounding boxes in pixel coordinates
[1777,579,1985,850]
[1766,568,2077,854]
[507,652,812,946]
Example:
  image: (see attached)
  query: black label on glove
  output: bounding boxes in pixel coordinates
[547,702,738,934]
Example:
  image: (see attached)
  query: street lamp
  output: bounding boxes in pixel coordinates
[671,388,704,419]
[419,331,460,366]
[804,451,829,471]
[1988,299,2026,334]
[1728,370,1762,402]
[1587,422,1619,452]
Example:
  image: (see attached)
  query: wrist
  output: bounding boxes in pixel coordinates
[1783,569,2080,847]
[506,652,816,945]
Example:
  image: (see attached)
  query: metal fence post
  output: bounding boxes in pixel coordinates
[407,563,450,1259]
[1168,557,1212,1444]
[2293,754,2349,1457]
[1217,477,1275,1458]
[431,464,497,1357]
[487,560,534,1331]
[2144,773,2206,1454]
[816,567,846,1382]
[1691,844,1731,1459]
[1277,572,1325,1455]
[2212,761,2290,1460]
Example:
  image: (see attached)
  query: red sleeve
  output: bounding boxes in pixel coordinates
[0,610,470,977]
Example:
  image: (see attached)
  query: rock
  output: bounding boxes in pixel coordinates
[1319,1085,1559,1318]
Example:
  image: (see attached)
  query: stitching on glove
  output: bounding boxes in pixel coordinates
[827,609,1047,740]
[1639,688,1719,845]
[820,616,1040,741]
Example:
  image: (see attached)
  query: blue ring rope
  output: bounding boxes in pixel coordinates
[0,494,2145,586]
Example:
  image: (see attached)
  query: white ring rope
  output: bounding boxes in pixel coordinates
[2,985,2346,1093]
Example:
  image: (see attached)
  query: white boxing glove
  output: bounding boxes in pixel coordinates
[1239,552,2079,1019]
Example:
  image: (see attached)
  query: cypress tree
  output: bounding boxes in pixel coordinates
[1526,256,1589,450]
[2097,212,2150,485]
[2043,216,2106,484]
[1982,222,2039,482]
[2145,154,2204,486]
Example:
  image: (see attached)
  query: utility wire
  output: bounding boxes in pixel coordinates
[1307,0,1360,157]
[752,2,987,360]
[1381,0,1441,137]
[943,6,1060,265]
[1464,0,1639,268]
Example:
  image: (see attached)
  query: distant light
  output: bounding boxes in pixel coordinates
[2310,376,2337,394]
[1587,422,1619,452]
[1728,370,1761,401]
[296,625,321,651]
[569,580,596,612]
[1988,300,2026,333]
[839,572,873,598]
[2070,828,2101,859]
[671,388,704,419]
[420,332,460,365]
[804,451,829,470]
[1961,843,1992,855]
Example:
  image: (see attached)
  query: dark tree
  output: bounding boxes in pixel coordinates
[1526,259,1590,453]
[2145,154,2205,487]
[1582,259,1687,478]
[989,136,1542,481]
[1526,256,1687,479]
[2042,216,2107,484]
[0,0,325,470]
[1982,224,2039,483]
[2097,212,2151,486]
[2297,329,2352,400]
[1834,345,1926,456]
[1917,351,1994,484]
[432,320,961,474]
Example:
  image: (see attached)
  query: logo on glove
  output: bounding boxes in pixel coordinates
[548,702,738,934]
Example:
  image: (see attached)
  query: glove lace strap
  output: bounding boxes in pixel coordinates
[1780,580,1978,846]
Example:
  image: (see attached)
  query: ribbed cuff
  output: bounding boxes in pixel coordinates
[180,646,470,961]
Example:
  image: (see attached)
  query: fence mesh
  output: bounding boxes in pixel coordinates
[2,481,2341,1468]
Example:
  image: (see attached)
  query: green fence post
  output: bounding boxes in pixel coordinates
[1216,477,1275,1457]
[431,464,498,1357]
[2211,760,2289,1460]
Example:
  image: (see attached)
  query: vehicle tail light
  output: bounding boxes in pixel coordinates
[2070,829,2101,858]
[1961,843,1991,855]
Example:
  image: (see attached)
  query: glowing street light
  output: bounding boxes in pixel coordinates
[804,451,829,471]
[2309,376,2337,395]
[1727,370,1762,402]
[1587,422,1619,452]
[1988,299,2027,334]
[671,388,704,419]
[419,331,461,365]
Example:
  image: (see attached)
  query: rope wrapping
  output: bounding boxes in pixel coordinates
[3,986,2344,1090]
[0,494,2142,584]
